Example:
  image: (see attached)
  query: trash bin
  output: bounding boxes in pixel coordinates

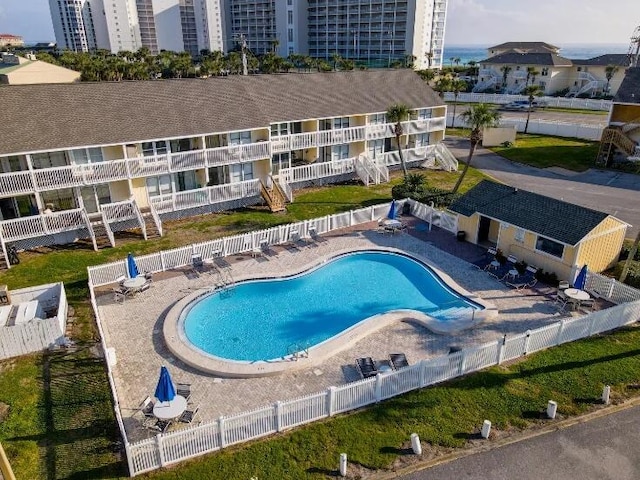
[456,231,466,242]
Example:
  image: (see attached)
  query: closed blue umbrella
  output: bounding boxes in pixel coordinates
[154,365,176,403]
[387,199,397,220]
[574,265,588,290]
[127,252,139,278]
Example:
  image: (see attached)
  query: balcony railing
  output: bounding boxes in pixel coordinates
[205,142,271,168]
[0,170,34,197]
[0,208,89,242]
[149,179,261,214]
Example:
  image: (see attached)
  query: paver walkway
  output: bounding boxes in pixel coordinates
[96,222,579,441]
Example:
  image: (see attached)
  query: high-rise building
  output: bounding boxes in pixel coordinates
[49,0,226,55]
[48,0,447,69]
[226,0,448,69]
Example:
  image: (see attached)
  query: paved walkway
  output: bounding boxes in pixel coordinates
[400,403,640,480]
[444,137,640,236]
[96,223,579,442]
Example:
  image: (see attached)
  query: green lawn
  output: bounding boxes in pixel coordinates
[0,167,487,479]
[446,130,600,172]
[138,326,640,479]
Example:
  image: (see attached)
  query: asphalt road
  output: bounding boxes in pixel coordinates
[400,405,640,480]
[499,109,608,126]
[444,137,640,236]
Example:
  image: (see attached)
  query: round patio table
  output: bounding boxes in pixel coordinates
[564,288,590,301]
[153,395,187,420]
[122,276,146,290]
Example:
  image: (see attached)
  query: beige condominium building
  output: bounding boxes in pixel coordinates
[0,53,80,85]
[475,42,630,97]
[0,70,453,268]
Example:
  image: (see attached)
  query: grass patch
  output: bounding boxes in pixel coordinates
[139,326,640,479]
[490,134,599,171]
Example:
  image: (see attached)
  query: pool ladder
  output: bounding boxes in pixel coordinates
[287,342,310,361]
[214,267,235,296]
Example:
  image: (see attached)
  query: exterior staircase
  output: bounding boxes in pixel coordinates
[260,177,287,212]
[597,127,638,166]
[139,207,162,239]
[91,221,113,249]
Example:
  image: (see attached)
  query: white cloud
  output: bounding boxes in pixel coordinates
[446,0,640,45]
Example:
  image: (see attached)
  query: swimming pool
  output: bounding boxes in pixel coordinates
[180,251,481,363]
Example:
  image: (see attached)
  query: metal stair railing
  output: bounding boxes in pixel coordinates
[434,143,459,172]
[99,210,116,248]
[148,202,163,237]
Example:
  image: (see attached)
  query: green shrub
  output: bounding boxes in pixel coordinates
[535,269,559,286]
[611,261,640,289]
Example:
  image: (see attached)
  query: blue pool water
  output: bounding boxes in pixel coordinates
[182,251,480,362]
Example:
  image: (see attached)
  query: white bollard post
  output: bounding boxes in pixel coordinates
[339,453,347,477]
[547,400,557,419]
[480,420,491,439]
[602,385,611,405]
[410,433,422,455]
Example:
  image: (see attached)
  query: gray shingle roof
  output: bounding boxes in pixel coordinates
[0,69,443,156]
[615,67,640,104]
[488,42,560,53]
[449,180,610,246]
[570,54,630,66]
[479,52,573,66]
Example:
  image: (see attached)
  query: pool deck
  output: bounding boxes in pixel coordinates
[95,219,599,441]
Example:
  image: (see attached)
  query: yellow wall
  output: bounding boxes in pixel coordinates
[130,177,149,208]
[488,220,500,243]
[253,159,270,181]
[576,217,627,272]
[251,128,269,143]
[103,145,124,161]
[303,120,318,132]
[610,104,640,124]
[482,127,517,147]
[350,115,366,127]
[457,214,479,243]
[302,147,318,162]
[126,144,139,158]
[109,180,130,202]
[432,106,447,118]
[195,169,207,188]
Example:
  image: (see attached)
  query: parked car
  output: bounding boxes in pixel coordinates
[499,100,546,111]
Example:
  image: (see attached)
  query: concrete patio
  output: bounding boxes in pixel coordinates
[94,219,594,441]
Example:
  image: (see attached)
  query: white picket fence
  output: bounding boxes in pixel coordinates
[443,92,612,111]
[124,300,640,475]
[408,199,458,234]
[87,202,397,287]
[448,114,604,141]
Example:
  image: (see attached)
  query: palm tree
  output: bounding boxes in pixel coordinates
[523,85,544,133]
[270,38,280,55]
[525,66,540,86]
[500,65,512,91]
[331,52,342,71]
[604,65,619,95]
[425,50,434,68]
[448,79,468,128]
[417,69,436,84]
[453,57,461,67]
[449,56,455,67]
[433,76,451,98]
[386,104,412,178]
[452,104,501,193]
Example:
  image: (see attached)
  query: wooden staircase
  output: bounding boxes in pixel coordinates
[596,127,638,166]
[92,222,113,249]
[139,208,161,239]
[260,179,287,213]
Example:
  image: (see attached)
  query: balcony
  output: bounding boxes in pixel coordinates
[149,179,261,214]
[0,208,89,243]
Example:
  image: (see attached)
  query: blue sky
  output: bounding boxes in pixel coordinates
[1,0,639,45]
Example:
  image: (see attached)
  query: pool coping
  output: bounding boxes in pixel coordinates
[163,247,498,378]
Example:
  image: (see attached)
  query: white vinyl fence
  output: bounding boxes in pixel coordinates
[443,92,612,111]
[448,114,604,141]
[87,201,640,476]
[124,300,640,475]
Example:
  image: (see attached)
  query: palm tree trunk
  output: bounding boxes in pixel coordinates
[524,106,532,134]
[452,141,477,193]
[620,230,640,283]
[451,101,457,128]
[397,134,408,178]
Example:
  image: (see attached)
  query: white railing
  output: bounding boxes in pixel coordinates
[278,176,294,203]
[434,143,459,172]
[279,158,355,185]
[149,179,261,215]
[126,154,171,178]
[205,142,271,168]
[0,208,89,243]
[169,150,206,172]
[101,199,140,224]
[149,203,163,237]
[584,271,640,304]
[99,210,116,248]
[317,126,366,147]
[354,155,375,186]
[0,170,34,196]
[122,299,640,475]
[444,92,612,111]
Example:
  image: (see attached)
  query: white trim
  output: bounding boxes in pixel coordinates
[579,222,629,243]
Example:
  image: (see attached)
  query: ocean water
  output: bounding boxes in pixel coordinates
[443,43,629,66]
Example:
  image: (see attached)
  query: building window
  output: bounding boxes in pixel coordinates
[271,123,288,136]
[142,141,167,156]
[369,113,387,124]
[413,133,430,147]
[230,162,253,182]
[417,109,432,120]
[331,144,349,161]
[229,131,252,145]
[287,10,293,24]
[333,117,350,129]
[541,67,549,76]
[536,236,564,258]
[367,139,384,159]
[272,152,290,174]
[288,28,293,42]
[146,175,172,197]
[514,228,525,243]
